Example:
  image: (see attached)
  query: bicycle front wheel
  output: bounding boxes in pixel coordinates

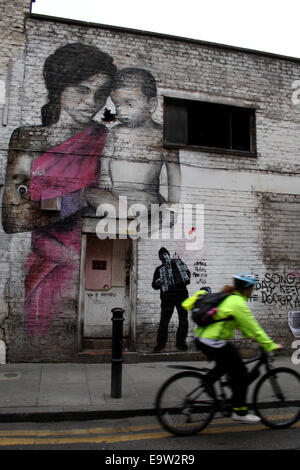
[253,367,300,429]
[155,371,216,436]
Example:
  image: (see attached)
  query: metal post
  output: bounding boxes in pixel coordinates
[111,307,124,398]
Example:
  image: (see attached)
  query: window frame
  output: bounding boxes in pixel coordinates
[163,97,257,157]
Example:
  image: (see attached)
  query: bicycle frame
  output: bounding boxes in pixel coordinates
[167,347,277,415]
[244,348,275,374]
[157,347,300,434]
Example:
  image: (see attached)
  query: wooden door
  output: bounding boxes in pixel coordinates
[83,236,130,338]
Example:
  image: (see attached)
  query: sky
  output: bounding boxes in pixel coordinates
[31,0,300,59]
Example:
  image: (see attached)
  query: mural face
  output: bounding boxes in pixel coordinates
[1,44,182,337]
[60,72,112,127]
[111,85,156,127]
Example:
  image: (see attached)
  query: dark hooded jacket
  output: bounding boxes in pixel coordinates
[152,248,190,296]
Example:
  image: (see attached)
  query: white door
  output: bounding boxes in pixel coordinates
[83,236,131,338]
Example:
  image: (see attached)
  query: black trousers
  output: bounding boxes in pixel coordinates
[196,341,249,409]
[155,291,189,349]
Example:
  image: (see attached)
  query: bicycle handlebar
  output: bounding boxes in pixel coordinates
[243,345,282,366]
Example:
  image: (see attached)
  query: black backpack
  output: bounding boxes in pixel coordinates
[192,291,234,327]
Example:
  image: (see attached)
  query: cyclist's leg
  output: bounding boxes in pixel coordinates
[223,343,261,422]
[196,342,246,404]
[223,343,248,410]
[194,340,228,383]
[195,340,259,421]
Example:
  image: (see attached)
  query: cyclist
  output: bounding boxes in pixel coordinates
[191,274,282,423]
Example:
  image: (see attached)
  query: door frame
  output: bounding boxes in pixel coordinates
[77,226,137,352]
[77,233,87,352]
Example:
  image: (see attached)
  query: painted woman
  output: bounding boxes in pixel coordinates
[2,43,117,335]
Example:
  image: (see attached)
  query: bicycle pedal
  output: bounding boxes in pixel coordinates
[182,408,192,422]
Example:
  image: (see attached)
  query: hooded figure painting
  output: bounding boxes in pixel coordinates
[152,247,190,352]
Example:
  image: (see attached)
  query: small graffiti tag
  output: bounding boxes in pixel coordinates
[192,260,207,285]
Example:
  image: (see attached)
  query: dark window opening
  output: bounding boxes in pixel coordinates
[164,98,255,154]
[92,260,107,270]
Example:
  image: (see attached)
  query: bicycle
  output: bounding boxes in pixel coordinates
[155,347,300,436]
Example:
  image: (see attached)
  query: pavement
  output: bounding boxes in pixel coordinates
[0,353,299,423]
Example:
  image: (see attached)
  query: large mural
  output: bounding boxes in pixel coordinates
[1,42,182,336]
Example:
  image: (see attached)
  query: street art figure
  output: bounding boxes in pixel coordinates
[99,68,181,212]
[2,43,117,334]
[152,247,190,352]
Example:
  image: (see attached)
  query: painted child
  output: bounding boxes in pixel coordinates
[99,68,181,214]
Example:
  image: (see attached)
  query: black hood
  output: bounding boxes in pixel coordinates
[159,247,170,262]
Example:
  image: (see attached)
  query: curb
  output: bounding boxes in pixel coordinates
[0,408,157,423]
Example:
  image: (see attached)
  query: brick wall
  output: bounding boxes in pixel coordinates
[0,0,33,358]
[1,10,300,360]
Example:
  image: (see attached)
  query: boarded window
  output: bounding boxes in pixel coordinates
[92,260,107,271]
[164,97,256,155]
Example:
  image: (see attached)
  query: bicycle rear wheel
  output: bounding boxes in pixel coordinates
[155,371,216,436]
[253,367,300,429]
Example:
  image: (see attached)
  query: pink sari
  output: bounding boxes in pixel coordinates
[25,122,107,335]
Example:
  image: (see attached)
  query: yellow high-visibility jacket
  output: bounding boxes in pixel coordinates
[182,290,277,352]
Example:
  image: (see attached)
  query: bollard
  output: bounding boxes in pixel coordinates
[111,307,125,398]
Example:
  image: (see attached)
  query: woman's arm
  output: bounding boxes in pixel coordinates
[232,299,278,351]
[2,129,61,233]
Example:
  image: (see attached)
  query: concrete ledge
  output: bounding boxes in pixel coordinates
[77,350,204,363]
[76,348,259,364]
